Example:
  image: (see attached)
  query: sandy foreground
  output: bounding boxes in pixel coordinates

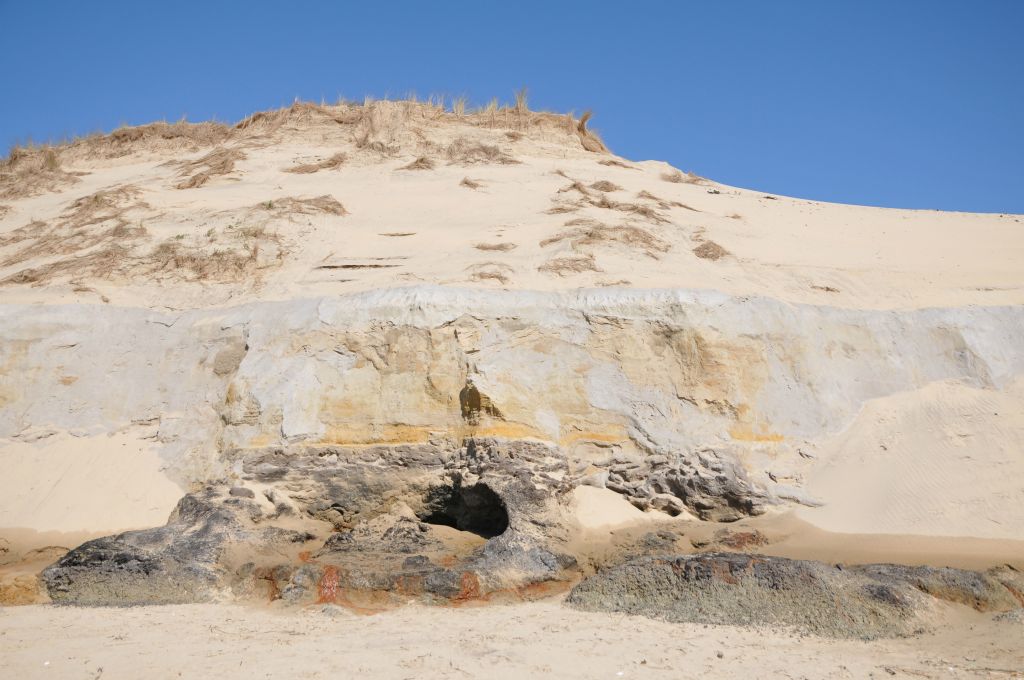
[2,599,1022,680]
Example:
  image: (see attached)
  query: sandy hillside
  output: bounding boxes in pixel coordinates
[1,99,1021,311]
[1,98,1023,678]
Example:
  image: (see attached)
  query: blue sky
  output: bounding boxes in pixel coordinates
[2,1,1021,213]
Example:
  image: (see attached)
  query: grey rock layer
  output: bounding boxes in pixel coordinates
[566,553,1024,639]
[43,438,577,606]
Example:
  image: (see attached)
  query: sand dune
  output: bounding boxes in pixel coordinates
[1,98,1022,676]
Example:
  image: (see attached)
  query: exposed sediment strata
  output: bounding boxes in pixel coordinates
[5,284,1019,607]
[3,287,1022,523]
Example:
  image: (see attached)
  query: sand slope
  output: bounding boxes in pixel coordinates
[800,378,1024,539]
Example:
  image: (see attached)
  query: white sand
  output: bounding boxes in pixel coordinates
[1,600,1020,680]
[0,428,181,534]
[798,378,1024,539]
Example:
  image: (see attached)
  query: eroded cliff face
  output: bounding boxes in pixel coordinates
[5,287,1021,519]
[1,285,1020,604]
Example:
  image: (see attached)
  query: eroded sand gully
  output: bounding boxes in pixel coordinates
[1,100,1023,677]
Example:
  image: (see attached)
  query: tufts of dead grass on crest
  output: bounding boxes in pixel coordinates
[175,147,246,189]
[283,152,346,174]
[108,120,230,148]
[0,145,79,200]
[460,177,484,189]
[235,101,358,133]
[1,92,614,198]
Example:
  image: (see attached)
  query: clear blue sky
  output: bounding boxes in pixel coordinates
[2,1,1022,213]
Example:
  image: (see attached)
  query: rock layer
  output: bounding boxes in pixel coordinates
[567,553,1024,639]
[43,438,577,606]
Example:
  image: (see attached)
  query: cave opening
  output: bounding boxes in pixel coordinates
[418,481,509,539]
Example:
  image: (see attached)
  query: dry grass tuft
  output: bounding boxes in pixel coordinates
[234,101,355,133]
[0,186,153,285]
[2,245,132,286]
[636,190,700,212]
[143,219,285,283]
[587,195,669,223]
[575,111,609,153]
[283,152,346,174]
[473,242,517,252]
[661,169,704,184]
[504,131,523,142]
[693,240,730,260]
[0,219,48,250]
[0,145,79,200]
[148,241,264,281]
[598,159,636,169]
[538,254,601,276]
[260,195,348,216]
[400,156,436,171]
[445,138,519,165]
[589,180,622,193]
[467,261,513,285]
[470,270,509,284]
[64,120,231,162]
[727,213,743,220]
[175,147,246,189]
[545,200,586,215]
[0,204,10,219]
[61,185,148,228]
[460,177,484,189]
[559,181,593,196]
[0,184,151,278]
[108,120,230,148]
[541,218,670,259]
[547,180,669,222]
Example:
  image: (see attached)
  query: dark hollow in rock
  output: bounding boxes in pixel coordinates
[418,481,509,539]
